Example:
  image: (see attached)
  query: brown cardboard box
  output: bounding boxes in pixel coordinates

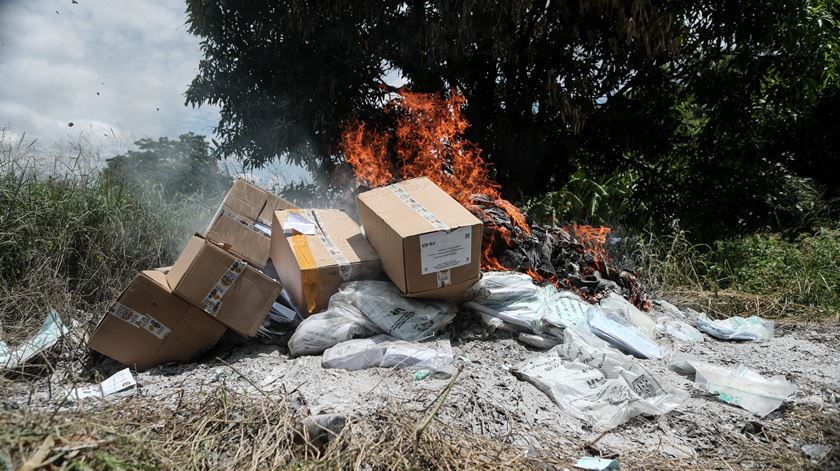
[356,177,482,300]
[167,234,283,336]
[270,208,381,315]
[205,178,298,268]
[88,270,226,371]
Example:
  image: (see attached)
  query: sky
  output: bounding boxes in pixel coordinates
[0,0,220,152]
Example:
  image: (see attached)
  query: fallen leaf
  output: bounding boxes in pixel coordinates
[19,435,54,471]
[53,434,102,452]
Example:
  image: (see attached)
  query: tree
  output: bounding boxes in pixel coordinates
[185,0,839,240]
[185,1,679,183]
[104,133,231,199]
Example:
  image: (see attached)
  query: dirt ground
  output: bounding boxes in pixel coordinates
[4,296,839,469]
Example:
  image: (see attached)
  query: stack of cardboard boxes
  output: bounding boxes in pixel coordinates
[89,176,483,370]
[88,179,294,369]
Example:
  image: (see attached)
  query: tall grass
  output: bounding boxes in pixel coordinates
[634,229,840,319]
[0,131,223,343]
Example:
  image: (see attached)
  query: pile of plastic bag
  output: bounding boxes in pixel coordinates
[465,271,590,336]
[288,281,457,374]
[512,328,688,429]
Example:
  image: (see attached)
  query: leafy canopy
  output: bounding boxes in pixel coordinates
[185,0,840,240]
[104,133,231,199]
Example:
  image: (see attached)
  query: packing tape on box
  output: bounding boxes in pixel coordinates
[288,233,321,314]
[108,302,171,339]
[389,182,450,231]
[305,209,353,283]
[437,269,452,287]
[221,209,272,237]
[202,259,246,316]
[389,183,454,286]
[286,209,354,314]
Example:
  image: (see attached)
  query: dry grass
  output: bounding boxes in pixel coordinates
[664,289,839,324]
[1,383,837,470]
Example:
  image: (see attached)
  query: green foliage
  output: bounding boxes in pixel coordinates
[521,171,634,225]
[705,229,840,311]
[103,133,231,200]
[0,134,219,340]
[638,227,840,315]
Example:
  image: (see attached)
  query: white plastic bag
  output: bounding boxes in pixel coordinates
[322,334,454,374]
[696,314,774,341]
[341,281,457,341]
[288,302,382,356]
[467,271,543,301]
[656,318,704,343]
[587,307,665,359]
[512,328,687,430]
[598,292,657,338]
[467,272,590,334]
[671,357,794,416]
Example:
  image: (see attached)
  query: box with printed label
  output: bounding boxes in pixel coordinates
[88,270,227,371]
[204,178,298,268]
[167,234,284,336]
[356,177,482,300]
[270,208,381,316]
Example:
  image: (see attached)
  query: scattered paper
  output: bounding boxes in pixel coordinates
[801,444,830,463]
[322,335,453,376]
[575,456,620,470]
[282,212,316,235]
[1,309,66,370]
[67,368,136,400]
[656,318,704,343]
[512,328,686,430]
[467,271,591,335]
[598,291,656,338]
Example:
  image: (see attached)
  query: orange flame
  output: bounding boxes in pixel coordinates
[569,224,612,274]
[340,89,619,294]
[340,89,529,269]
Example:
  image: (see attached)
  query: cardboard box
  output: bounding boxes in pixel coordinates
[167,234,284,336]
[88,270,226,371]
[270,208,381,315]
[205,178,298,268]
[357,177,482,300]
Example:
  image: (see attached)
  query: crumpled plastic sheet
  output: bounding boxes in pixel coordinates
[587,307,666,359]
[671,356,795,416]
[1,309,66,370]
[598,292,657,338]
[696,313,774,341]
[288,301,382,356]
[288,281,457,356]
[656,318,704,343]
[322,334,454,376]
[466,271,590,335]
[345,281,456,341]
[512,328,687,430]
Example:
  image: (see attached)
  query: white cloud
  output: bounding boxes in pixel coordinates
[0,0,220,154]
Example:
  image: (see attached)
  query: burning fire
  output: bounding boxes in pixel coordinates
[339,89,615,291]
[340,89,530,270]
[569,224,612,275]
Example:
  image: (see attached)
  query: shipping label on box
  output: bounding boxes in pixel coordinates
[419,226,473,274]
[88,270,226,371]
[167,235,283,336]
